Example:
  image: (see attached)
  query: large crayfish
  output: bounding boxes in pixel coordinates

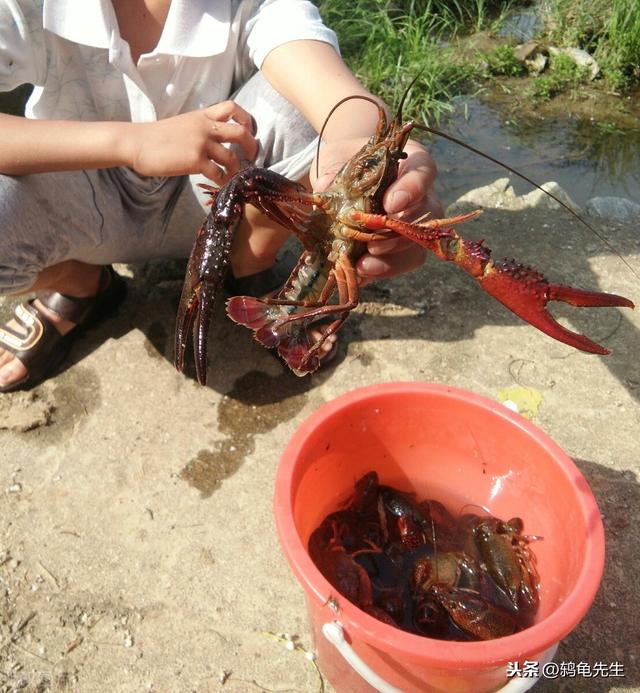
[175,93,634,384]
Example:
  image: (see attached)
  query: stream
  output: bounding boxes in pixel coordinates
[428,93,640,209]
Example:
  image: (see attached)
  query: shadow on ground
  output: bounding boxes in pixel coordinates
[131,201,639,404]
[536,458,640,692]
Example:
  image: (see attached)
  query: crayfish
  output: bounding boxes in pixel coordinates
[308,471,540,641]
[175,86,634,384]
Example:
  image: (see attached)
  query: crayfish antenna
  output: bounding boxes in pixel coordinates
[411,122,640,283]
[316,94,386,180]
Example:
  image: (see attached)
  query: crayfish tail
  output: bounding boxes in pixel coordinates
[225,296,283,347]
[278,335,322,376]
[226,296,322,375]
[226,296,272,330]
[226,296,290,349]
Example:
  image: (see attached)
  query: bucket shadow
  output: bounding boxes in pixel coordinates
[536,458,640,692]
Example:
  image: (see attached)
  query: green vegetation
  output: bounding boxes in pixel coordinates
[315,0,512,121]
[545,0,640,90]
[314,0,640,121]
[484,45,525,77]
[528,52,590,100]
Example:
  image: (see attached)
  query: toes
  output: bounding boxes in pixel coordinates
[0,348,13,368]
[308,326,337,357]
[0,357,27,388]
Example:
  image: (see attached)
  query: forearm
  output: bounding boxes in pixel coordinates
[0,113,132,175]
[261,40,387,142]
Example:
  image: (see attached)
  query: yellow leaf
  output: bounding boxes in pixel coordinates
[497,385,543,420]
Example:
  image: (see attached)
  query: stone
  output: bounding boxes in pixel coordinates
[549,46,600,80]
[513,40,540,62]
[585,196,640,223]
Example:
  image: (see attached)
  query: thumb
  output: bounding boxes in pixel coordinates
[314,170,339,192]
[312,158,344,191]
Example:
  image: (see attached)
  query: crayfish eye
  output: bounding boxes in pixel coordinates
[360,156,380,169]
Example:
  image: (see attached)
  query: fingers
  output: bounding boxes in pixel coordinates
[200,159,227,186]
[366,235,415,257]
[356,242,427,284]
[356,140,442,284]
[204,101,258,161]
[205,100,255,131]
[205,139,242,177]
[383,141,439,217]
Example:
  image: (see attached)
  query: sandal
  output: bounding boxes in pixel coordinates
[0,265,127,393]
[223,263,291,298]
[224,262,339,367]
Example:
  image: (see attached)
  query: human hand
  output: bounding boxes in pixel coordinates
[312,138,442,286]
[126,101,258,183]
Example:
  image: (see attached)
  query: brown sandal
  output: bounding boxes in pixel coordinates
[0,266,127,393]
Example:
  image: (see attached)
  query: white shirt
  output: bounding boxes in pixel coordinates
[0,0,338,122]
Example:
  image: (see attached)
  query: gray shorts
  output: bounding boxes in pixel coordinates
[0,72,318,294]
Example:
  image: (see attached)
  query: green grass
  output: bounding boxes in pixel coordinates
[315,0,511,121]
[528,52,590,99]
[484,45,526,77]
[545,0,640,90]
[315,0,640,121]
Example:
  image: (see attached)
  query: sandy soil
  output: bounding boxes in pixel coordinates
[1,181,638,693]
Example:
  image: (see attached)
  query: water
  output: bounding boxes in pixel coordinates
[427,95,640,209]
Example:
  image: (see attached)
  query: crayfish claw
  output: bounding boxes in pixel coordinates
[175,280,220,385]
[480,260,634,354]
[175,216,233,384]
[548,284,634,310]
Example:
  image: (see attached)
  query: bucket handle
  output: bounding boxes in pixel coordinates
[322,621,559,693]
[322,621,404,693]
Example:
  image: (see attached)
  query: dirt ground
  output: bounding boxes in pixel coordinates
[0,180,638,693]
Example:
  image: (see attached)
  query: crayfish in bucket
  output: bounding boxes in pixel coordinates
[308,471,541,641]
[174,83,634,384]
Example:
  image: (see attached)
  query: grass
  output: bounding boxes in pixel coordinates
[314,0,640,121]
[484,45,526,77]
[315,0,513,121]
[528,52,590,99]
[544,0,640,90]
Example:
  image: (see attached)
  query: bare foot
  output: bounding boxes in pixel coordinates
[311,327,338,361]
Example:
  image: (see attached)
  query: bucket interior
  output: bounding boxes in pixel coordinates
[282,385,603,640]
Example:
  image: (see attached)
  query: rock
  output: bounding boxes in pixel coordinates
[549,46,600,80]
[520,181,580,213]
[0,390,54,432]
[526,53,548,76]
[498,9,543,42]
[513,40,540,62]
[585,196,640,223]
[448,177,515,212]
[447,179,584,218]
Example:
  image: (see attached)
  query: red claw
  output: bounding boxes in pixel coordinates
[480,261,635,354]
[354,210,635,355]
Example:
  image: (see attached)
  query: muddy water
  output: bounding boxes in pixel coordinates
[427,94,640,208]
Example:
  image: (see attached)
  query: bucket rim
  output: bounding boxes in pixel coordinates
[274,381,605,668]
